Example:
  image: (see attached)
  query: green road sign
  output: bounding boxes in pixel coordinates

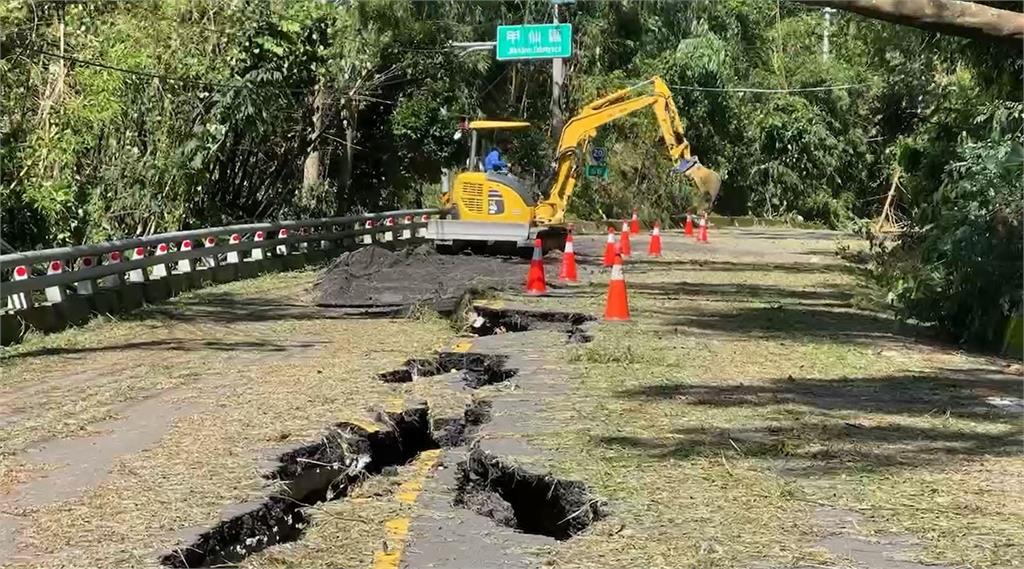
[496,23,572,61]
[586,164,608,179]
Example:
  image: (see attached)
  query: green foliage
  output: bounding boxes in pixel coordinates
[2,0,1021,349]
[875,121,1023,347]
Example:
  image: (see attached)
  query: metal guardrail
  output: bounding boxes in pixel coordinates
[1,209,441,311]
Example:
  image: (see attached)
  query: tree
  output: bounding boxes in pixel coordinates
[794,0,1024,43]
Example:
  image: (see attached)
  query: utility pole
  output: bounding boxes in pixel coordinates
[822,7,836,61]
[550,1,568,138]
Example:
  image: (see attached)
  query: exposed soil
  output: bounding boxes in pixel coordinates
[314,245,523,312]
[375,351,518,388]
[454,448,603,540]
[468,305,594,343]
[432,399,493,448]
[160,403,488,568]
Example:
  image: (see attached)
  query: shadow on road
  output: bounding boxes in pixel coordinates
[618,369,1021,420]
[598,421,1018,473]
[625,258,863,276]
[6,337,325,359]
[140,293,408,324]
[630,281,856,304]
[601,368,1022,473]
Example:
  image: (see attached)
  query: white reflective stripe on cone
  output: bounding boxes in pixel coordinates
[610,262,625,281]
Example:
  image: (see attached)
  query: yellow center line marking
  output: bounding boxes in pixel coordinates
[450,340,473,353]
[371,448,442,569]
[349,419,380,433]
[384,398,405,414]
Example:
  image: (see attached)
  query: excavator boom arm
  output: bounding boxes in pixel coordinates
[533,77,720,225]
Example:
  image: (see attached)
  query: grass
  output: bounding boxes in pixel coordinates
[514,229,1022,569]
[1,229,1019,569]
[0,268,469,569]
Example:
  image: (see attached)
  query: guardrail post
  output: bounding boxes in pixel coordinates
[226,234,242,264]
[177,240,195,273]
[127,247,147,283]
[7,266,32,310]
[202,237,219,268]
[76,257,98,294]
[151,244,170,279]
[276,228,289,256]
[250,231,266,261]
[45,260,67,303]
[101,251,124,287]
[418,214,430,238]
[0,209,442,344]
[363,220,374,245]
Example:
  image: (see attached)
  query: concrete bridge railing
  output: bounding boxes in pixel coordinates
[0,209,441,345]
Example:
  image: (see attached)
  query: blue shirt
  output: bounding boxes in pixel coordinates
[484,149,507,172]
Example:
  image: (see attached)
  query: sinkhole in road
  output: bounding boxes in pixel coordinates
[468,305,594,343]
[376,352,518,388]
[160,402,490,568]
[454,449,604,541]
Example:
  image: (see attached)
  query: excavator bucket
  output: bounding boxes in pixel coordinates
[676,158,722,206]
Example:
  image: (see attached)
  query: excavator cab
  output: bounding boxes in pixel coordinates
[430,76,722,253]
[435,120,539,249]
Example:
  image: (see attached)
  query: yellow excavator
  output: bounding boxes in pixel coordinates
[427,76,721,252]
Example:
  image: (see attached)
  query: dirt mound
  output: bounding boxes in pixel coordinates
[314,245,522,311]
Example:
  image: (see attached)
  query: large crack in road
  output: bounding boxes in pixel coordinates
[159,298,606,568]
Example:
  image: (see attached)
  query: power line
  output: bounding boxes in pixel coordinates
[22,46,393,103]
[670,82,871,93]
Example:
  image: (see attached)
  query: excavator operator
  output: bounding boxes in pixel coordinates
[484,139,512,173]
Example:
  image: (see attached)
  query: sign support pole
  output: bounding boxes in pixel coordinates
[551,3,565,138]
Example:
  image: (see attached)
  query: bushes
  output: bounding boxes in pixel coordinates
[874,135,1023,347]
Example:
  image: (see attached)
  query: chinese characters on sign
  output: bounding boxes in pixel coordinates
[496,24,572,61]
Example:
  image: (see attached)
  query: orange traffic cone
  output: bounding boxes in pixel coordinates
[683,214,694,236]
[558,228,578,283]
[604,254,630,321]
[602,227,617,267]
[525,238,548,295]
[619,220,632,258]
[629,209,640,235]
[697,214,709,243]
[648,221,662,257]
